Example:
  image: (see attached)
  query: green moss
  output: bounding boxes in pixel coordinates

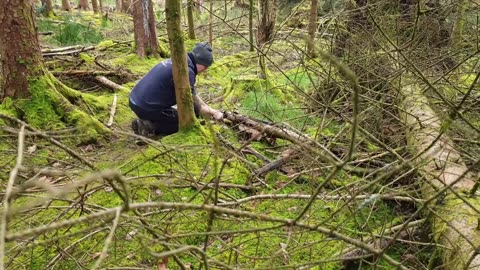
[0,97,18,125]
[12,75,109,142]
[97,39,116,50]
[78,52,95,64]
[459,73,478,87]
[111,53,161,74]
[206,51,257,87]
[19,77,65,129]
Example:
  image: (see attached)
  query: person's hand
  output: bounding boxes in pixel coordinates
[211,109,224,121]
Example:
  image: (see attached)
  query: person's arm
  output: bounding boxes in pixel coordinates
[193,95,223,120]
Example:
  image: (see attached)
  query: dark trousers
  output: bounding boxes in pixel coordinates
[129,100,200,135]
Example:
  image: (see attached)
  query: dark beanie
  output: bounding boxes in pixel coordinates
[192,42,214,67]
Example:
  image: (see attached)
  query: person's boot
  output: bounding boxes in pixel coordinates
[131,119,155,144]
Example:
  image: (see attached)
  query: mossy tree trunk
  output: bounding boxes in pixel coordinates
[133,0,159,58]
[306,0,318,58]
[165,0,196,130]
[0,0,107,139]
[91,0,100,13]
[0,0,42,100]
[61,0,71,11]
[451,0,466,49]
[400,79,480,270]
[79,0,89,10]
[186,0,196,39]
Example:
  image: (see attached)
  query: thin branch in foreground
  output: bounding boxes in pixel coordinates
[0,125,26,270]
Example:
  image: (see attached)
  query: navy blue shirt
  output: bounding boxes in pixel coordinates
[129,53,198,111]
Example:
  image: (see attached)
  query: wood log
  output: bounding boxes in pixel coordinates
[94,76,127,91]
[254,148,298,176]
[41,45,84,53]
[400,80,480,270]
[223,112,311,144]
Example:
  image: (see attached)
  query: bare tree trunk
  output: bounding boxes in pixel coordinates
[121,0,132,13]
[133,0,159,58]
[257,0,278,46]
[187,0,196,39]
[0,0,43,100]
[334,0,369,57]
[92,0,100,13]
[208,0,213,44]
[61,0,71,11]
[99,0,103,12]
[43,0,54,16]
[306,0,318,58]
[248,0,254,51]
[78,0,89,10]
[400,79,480,270]
[116,0,122,11]
[165,0,196,130]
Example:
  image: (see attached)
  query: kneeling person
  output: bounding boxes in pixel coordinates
[129,42,223,137]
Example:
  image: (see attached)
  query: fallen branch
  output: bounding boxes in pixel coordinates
[218,193,423,207]
[254,148,298,176]
[95,76,127,91]
[42,46,95,57]
[223,112,311,144]
[37,31,54,36]
[107,94,117,127]
[51,70,129,77]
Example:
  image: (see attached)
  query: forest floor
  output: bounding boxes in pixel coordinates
[1,6,479,270]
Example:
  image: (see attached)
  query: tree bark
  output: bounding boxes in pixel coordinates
[306,0,318,58]
[43,0,54,16]
[0,0,43,100]
[78,0,89,10]
[116,0,122,11]
[61,0,71,11]
[208,0,213,44]
[91,0,100,13]
[248,0,254,51]
[133,0,159,58]
[0,0,108,140]
[400,79,480,270]
[165,0,197,130]
[186,0,196,39]
[451,0,467,49]
[257,0,278,46]
[121,0,131,13]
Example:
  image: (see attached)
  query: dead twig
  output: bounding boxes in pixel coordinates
[107,94,118,127]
